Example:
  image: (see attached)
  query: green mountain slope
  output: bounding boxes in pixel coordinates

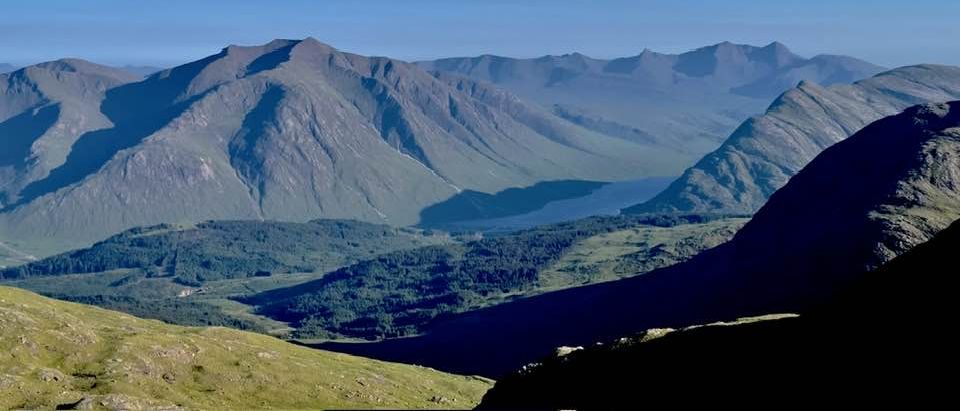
[0,286,492,410]
[478,217,960,408]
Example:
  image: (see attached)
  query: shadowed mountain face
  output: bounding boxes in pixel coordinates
[0,38,687,257]
[420,42,884,158]
[0,60,140,208]
[478,218,960,409]
[631,64,960,214]
[313,102,960,377]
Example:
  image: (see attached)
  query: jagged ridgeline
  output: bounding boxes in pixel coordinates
[421,42,885,157]
[0,286,492,410]
[0,38,686,258]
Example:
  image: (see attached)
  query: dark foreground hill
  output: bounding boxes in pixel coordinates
[478,217,960,408]
[313,102,960,377]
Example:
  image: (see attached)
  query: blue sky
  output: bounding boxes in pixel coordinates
[1,0,958,68]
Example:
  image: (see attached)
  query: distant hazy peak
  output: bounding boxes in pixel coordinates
[12,58,140,83]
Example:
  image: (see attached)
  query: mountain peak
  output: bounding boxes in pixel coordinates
[762,41,790,51]
[289,36,338,56]
[17,58,140,83]
[221,39,298,56]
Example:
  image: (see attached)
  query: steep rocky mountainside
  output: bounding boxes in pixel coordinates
[0,286,491,410]
[421,42,884,157]
[315,102,960,377]
[631,64,960,214]
[478,217,960,408]
[0,38,682,257]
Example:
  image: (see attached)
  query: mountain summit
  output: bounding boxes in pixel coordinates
[0,39,680,256]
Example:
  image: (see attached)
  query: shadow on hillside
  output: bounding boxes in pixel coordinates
[417,180,606,229]
[0,105,59,170]
[7,55,225,209]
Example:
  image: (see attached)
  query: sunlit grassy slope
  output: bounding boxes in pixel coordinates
[538,218,747,290]
[0,286,492,410]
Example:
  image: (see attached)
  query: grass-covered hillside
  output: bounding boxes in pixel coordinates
[0,241,36,269]
[0,286,492,410]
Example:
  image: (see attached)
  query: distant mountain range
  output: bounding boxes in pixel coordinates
[0,38,686,257]
[631,64,960,214]
[420,42,885,157]
[315,102,960,377]
[0,63,15,73]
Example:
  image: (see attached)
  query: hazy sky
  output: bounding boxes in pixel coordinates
[2,0,958,68]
